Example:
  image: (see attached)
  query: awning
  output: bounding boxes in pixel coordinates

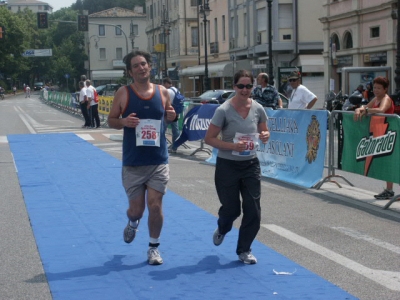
[180,62,231,78]
[180,60,251,78]
[91,70,124,80]
[297,55,324,73]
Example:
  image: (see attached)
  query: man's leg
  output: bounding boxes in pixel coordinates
[170,121,180,151]
[146,187,164,239]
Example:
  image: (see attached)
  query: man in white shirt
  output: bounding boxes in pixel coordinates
[287,70,317,109]
[79,81,91,128]
[85,79,101,128]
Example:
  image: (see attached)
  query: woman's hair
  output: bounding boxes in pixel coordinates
[233,69,254,84]
[373,76,389,90]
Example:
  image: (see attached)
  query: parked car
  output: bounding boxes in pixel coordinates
[226,91,289,108]
[33,82,44,91]
[95,85,107,95]
[189,89,234,104]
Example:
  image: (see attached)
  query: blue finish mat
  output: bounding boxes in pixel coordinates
[8,133,357,300]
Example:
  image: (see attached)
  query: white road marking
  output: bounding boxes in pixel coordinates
[0,136,8,143]
[15,106,36,134]
[262,224,400,291]
[332,227,400,255]
[76,134,94,141]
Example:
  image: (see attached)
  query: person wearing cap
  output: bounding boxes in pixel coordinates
[287,70,318,109]
[252,73,283,109]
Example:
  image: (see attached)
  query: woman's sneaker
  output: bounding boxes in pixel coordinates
[238,251,257,264]
[213,228,225,246]
[374,189,394,200]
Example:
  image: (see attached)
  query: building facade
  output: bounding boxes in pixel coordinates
[320,0,397,95]
[87,7,147,86]
[6,0,53,13]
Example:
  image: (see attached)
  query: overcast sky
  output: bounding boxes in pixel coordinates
[48,0,76,12]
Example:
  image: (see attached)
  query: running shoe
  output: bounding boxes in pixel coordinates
[238,251,257,264]
[213,228,225,246]
[123,220,139,243]
[147,247,163,265]
[374,189,394,200]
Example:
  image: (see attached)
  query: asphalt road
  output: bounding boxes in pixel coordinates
[0,92,399,299]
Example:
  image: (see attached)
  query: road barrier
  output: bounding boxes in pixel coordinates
[316,110,400,209]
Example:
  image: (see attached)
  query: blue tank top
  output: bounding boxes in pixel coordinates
[122,84,168,166]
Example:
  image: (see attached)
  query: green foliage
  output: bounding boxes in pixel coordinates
[71,0,146,14]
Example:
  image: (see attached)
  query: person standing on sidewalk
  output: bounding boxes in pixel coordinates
[252,73,283,109]
[354,76,395,200]
[108,50,176,265]
[78,81,91,128]
[85,80,101,128]
[205,69,270,265]
[287,70,317,109]
[162,77,180,153]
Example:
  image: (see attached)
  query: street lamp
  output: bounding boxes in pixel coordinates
[87,35,99,80]
[200,0,211,91]
[267,0,274,85]
[392,1,400,97]
[161,6,171,79]
[129,20,136,50]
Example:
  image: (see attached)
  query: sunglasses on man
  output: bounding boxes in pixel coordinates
[289,79,298,82]
[235,84,253,89]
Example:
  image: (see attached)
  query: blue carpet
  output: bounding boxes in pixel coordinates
[8,133,357,300]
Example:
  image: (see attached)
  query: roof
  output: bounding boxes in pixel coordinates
[7,0,51,6]
[89,7,146,18]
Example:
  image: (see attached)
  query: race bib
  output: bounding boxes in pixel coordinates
[232,132,259,156]
[136,119,161,147]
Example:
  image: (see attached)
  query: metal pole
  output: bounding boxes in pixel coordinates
[267,0,274,85]
[394,0,400,94]
[203,2,210,91]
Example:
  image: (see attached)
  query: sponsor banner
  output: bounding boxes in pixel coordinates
[173,104,219,148]
[340,114,400,184]
[257,109,327,188]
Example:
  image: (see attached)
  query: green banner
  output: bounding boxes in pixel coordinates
[341,114,400,183]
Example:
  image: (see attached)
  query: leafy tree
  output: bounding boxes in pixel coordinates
[71,0,146,14]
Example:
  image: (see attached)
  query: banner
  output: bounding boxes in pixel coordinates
[257,109,328,188]
[340,114,400,184]
[173,104,219,148]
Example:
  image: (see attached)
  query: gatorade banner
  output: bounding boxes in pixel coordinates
[340,114,400,184]
[257,109,328,188]
[173,104,219,148]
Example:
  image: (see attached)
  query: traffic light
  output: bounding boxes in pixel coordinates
[37,12,48,29]
[78,15,88,32]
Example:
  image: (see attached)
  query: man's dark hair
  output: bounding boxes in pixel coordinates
[260,73,269,83]
[123,50,152,74]
[163,77,172,85]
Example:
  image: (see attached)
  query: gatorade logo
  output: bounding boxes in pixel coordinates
[356,131,396,160]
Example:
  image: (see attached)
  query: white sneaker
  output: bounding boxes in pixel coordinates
[238,251,257,264]
[147,247,163,265]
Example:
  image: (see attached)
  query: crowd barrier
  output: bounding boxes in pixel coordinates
[316,110,400,209]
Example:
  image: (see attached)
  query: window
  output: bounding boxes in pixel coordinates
[214,18,218,42]
[283,34,291,40]
[191,27,198,47]
[370,26,380,38]
[222,15,226,41]
[191,0,200,6]
[244,13,247,36]
[99,48,106,59]
[279,4,293,29]
[331,33,340,50]
[131,24,138,36]
[256,8,267,32]
[99,25,105,36]
[116,25,122,36]
[343,31,353,49]
[116,48,122,59]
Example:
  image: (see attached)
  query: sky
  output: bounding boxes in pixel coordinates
[48,0,76,12]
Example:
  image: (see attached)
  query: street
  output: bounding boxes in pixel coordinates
[0,92,399,300]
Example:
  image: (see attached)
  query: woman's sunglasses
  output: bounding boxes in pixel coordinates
[235,84,253,89]
[289,79,298,82]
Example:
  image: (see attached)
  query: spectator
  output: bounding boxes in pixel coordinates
[85,79,101,128]
[204,69,270,265]
[78,81,91,128]
[363,82,374,102]
[354,76,395,200]
[162,77,180,153]
[13,86,16,95]
[107,50,176,265]
[252,73,282,109]
[287,70,317,109]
